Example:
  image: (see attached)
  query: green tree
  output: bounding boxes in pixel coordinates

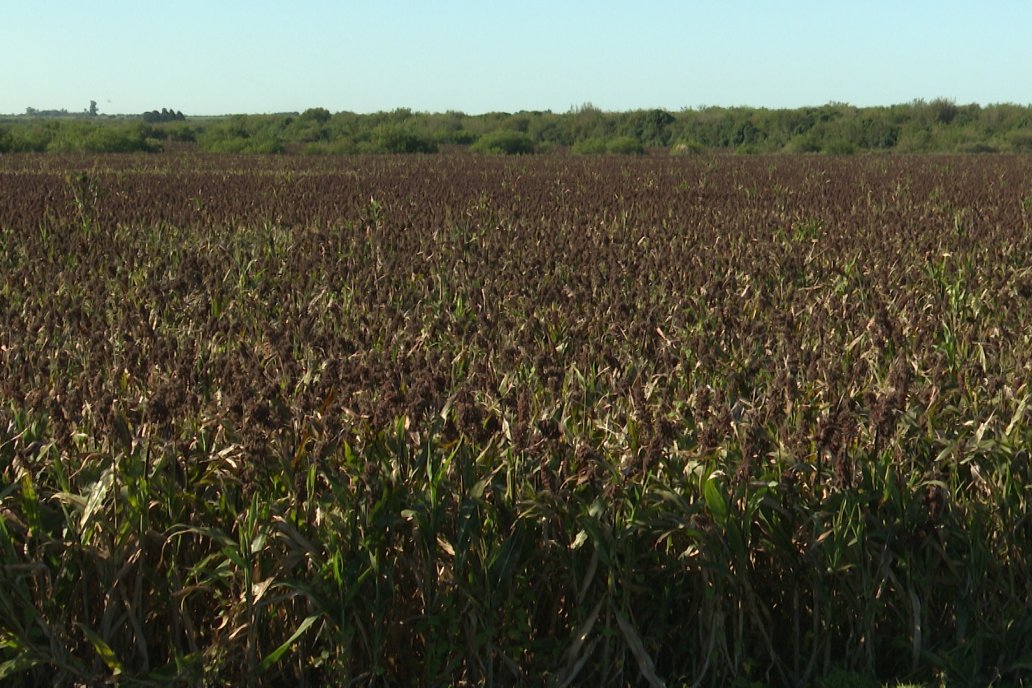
[567,103,611,143]
[300,107,331,124]
[620,108,676,147]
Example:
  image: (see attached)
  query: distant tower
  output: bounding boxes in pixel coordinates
[89,100,98,116]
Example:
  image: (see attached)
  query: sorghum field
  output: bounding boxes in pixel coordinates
[2,153,1032,687]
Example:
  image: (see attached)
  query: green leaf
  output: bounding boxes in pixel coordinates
[469,476,491,500]
[258,615,319,673]
[1005,396,1028,437]
[0,633,41,681]
[250,531,268,555]
[702,476,729,526]
[613,606,667,688]
[78,624,123,676]
[0,655,42,680]
[220,545,247,569]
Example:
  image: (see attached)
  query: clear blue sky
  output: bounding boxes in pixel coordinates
[4,0,1030,116]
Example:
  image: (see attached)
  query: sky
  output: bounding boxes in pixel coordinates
[3,1,1030,116]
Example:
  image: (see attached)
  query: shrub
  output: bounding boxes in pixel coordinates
[46,123,160,153]
[1007,130,1032,152]
[157,123,198,143]
[606,135,644,155]
[9,125,51,152]
[895,122,933,152]
[302,139,360,155]
[450,130,478,145]
[955,141,999,154]
[369,124,438,154]
[824,138,857,155]
[201,134,284,154]
[783,134,822,153]
[571,137,608,155]
[470,130,535,155]
[99,124,162,153]
[197,117,286,154]
[669,139,706,156]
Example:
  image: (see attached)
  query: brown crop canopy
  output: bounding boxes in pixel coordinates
[2,153,1032,686]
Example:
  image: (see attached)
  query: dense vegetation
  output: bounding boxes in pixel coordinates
[2,153,1032,687]
[2,98,1032,155]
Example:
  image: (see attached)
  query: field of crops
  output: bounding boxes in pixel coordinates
[2,153,1032,687]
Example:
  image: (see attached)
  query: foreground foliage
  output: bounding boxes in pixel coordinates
[2,154,1032,686]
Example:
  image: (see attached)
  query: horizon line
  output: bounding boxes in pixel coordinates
[7,97,1032,120]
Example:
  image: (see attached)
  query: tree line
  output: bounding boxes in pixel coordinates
[2,99,1031,154]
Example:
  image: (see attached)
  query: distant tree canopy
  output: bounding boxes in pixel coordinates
[142,108,186,124]
[3,99,1032,155]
